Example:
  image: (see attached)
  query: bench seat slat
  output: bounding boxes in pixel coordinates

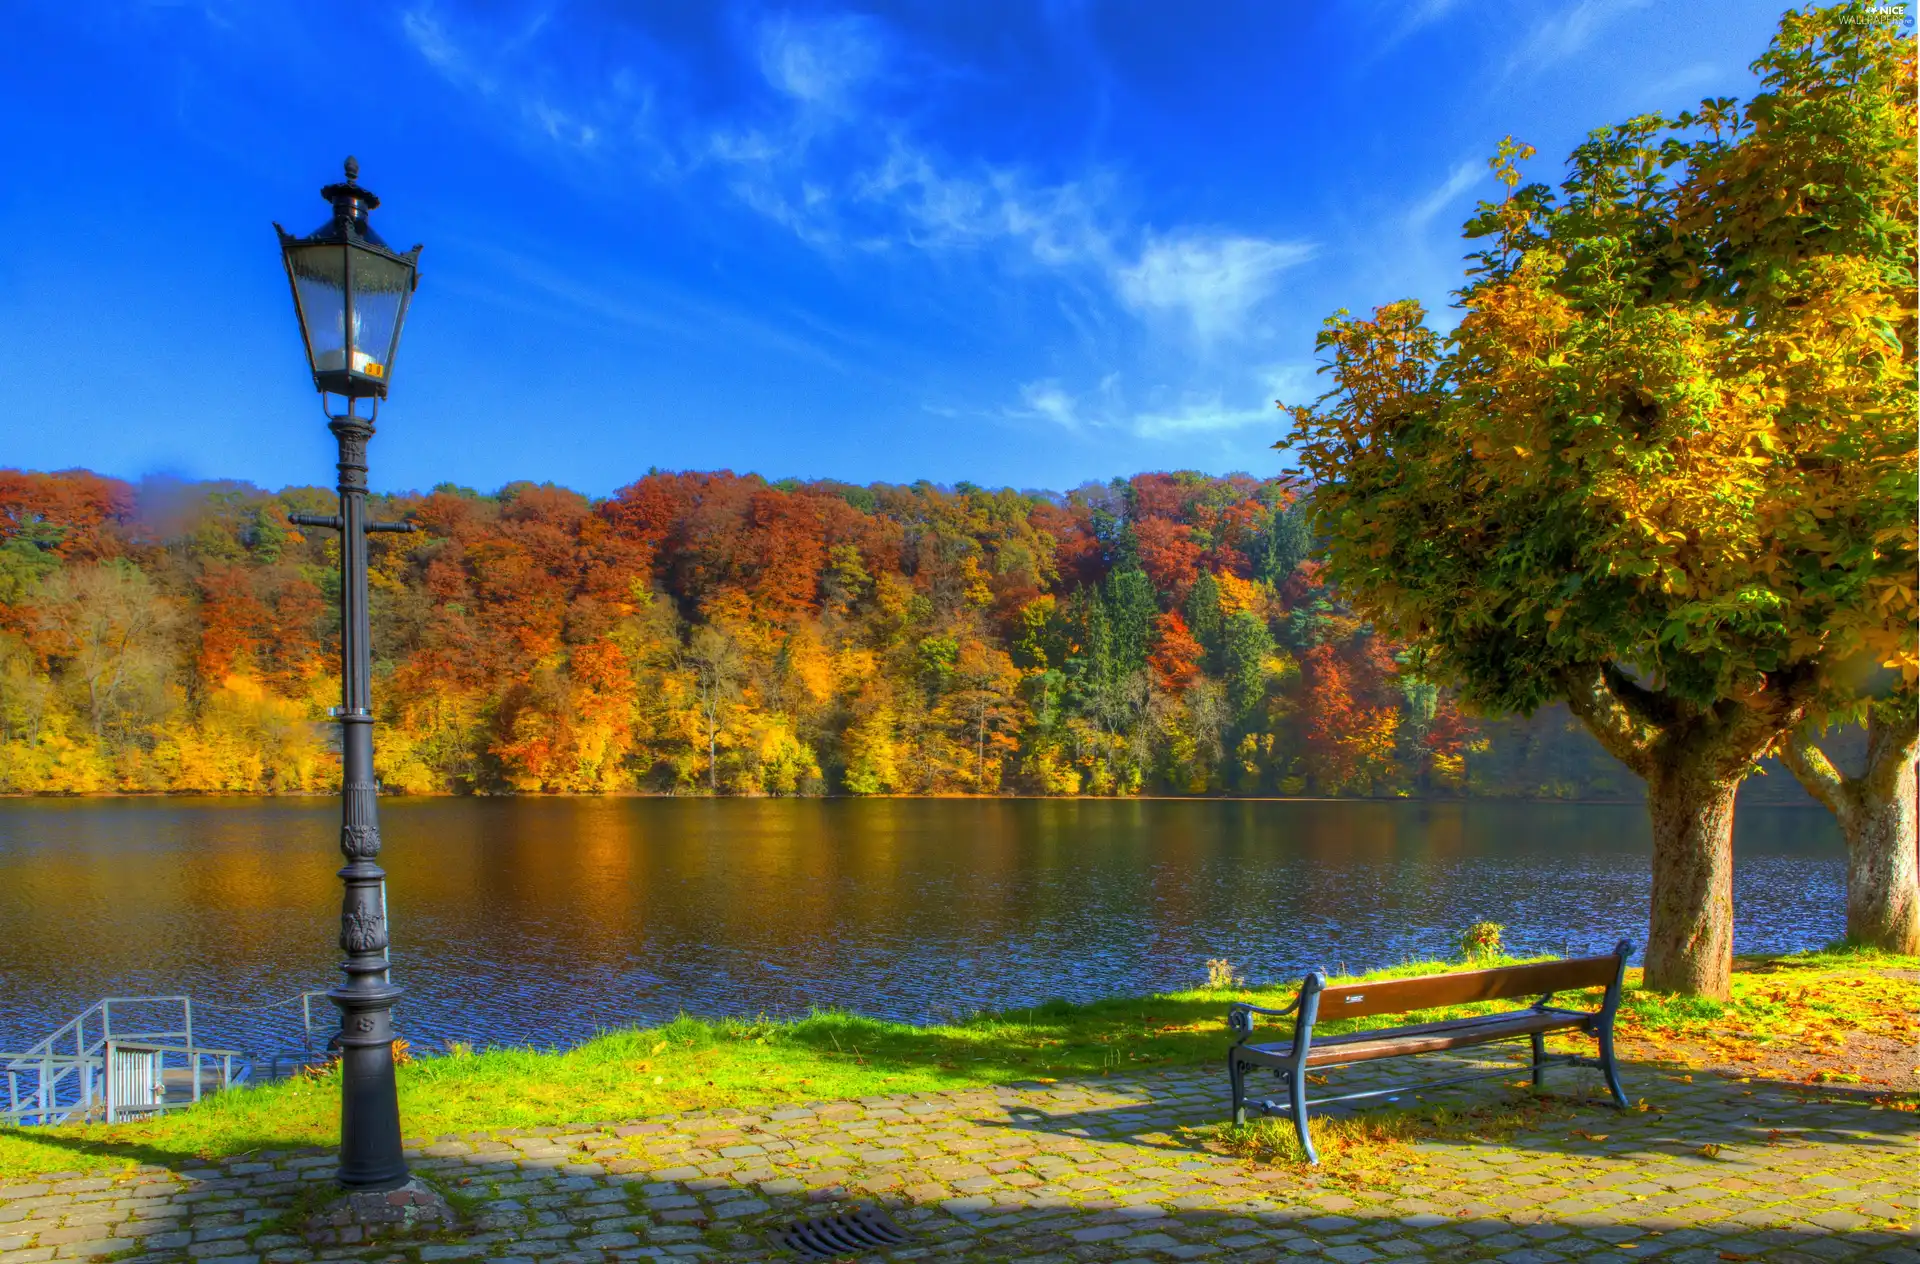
[1239,1007,1590,1068]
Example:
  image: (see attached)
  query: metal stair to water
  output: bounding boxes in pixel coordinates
[1,996,248,1126]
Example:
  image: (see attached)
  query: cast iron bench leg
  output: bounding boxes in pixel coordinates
[1290,1066,1316,1164]
[1531,1032,1546,1088]
[1228,1054,1247,1127]
[1598,1025,1628,1109]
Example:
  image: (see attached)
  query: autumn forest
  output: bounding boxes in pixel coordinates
[0,465,1824,800]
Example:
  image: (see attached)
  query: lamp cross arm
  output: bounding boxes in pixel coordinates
[287,514,418,535]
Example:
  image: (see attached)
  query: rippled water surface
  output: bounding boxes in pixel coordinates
[0,797,1842,1057]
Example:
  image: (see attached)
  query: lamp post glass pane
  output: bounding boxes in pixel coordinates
[347,247,412,382]
[287,243,348,376]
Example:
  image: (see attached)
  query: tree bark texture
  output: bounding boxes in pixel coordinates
[1845,753,1919,951]
[1643,769,1738,999]
[1782,704,1920,954]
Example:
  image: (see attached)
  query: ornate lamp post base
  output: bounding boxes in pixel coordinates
[304,1178,457,1245]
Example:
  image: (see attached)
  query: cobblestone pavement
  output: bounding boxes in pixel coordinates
[1,1057,1913,1264]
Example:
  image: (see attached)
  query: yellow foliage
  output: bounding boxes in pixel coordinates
[0,713,113,794]
[842,684,899,795]
[784,625,837,706]
[958,555,994,608]
[1024,745,1082,795]
[872,572,917,623]
[833,647,878,691]
[733,711,822,795]
[379,682,484,795]
[152,675,331,793]
[1213,572,1268,617]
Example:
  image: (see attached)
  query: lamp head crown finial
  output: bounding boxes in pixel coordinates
[344,156,359,182]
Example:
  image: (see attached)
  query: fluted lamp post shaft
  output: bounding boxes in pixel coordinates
[276,157,423,1191]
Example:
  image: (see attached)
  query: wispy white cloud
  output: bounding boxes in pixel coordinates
[401,7,486,88]
[400,3,1322,445]
[1009,364,1305,440]
[1371,0,1463,56]
[1017,380,1084,430]
[400,4,604,153]
[697,15,1120,276]
[1405,160,1482,233]
[433,236,904,379]
[698,12,886,226]
[399,3,1309,343]
[852,142,1111,268]
[1129,397,1272,439]
[1510,0,1652,73]
[1114,232,1315,345]
[529,101,598,149]
[756,13,880,113]
[1633,60,1724,108]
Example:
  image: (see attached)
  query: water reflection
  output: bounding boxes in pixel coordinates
[0,798,1841,1057]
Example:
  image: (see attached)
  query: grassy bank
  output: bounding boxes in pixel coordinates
[2,947,1910,1181]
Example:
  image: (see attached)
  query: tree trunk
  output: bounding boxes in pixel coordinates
[977,711,986,789]
[1780,704,1920,954]
[1643,768,1739,999]
[1844,753,1919,952]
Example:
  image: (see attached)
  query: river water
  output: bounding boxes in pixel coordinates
[0,797,1843,1057]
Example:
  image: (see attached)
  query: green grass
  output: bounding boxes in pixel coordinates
[2,947,1910,1181]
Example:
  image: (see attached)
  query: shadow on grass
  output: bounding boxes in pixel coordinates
[0,1126,326,1179]
[753,992,1254,1080]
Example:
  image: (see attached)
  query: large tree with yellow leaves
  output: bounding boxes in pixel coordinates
[1283,2,1916,997]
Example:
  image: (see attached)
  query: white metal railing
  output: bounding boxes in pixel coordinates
[2,997,247,1126]
[3,990,395,1126]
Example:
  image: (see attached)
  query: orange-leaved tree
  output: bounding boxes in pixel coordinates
[1283,2,1916,996]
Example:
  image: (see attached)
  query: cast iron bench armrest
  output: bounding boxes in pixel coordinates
[1226,996,1301,1044]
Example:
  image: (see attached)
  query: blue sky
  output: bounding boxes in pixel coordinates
[2,1,1797,497]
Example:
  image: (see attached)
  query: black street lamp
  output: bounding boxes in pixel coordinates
[275,157,421,1191]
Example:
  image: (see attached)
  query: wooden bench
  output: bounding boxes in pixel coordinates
[1227,939,1632,1163]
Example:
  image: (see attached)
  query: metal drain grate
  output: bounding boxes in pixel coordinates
[778,1207,913,1260]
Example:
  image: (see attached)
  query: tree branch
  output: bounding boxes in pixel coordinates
[1700,660,1823,780]
[1863,694,1920,800]
[1558,662,1660,777]
[1600,661,1676,730]
[1779,729,1849,819]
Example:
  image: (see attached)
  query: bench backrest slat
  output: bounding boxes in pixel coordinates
[1312,953,1619,1020]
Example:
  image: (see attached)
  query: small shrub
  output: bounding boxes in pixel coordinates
[1458,922,1505,962]
[299,1056,340,1082]
[298,1037,412,1079]
[1205,958,1242,990]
